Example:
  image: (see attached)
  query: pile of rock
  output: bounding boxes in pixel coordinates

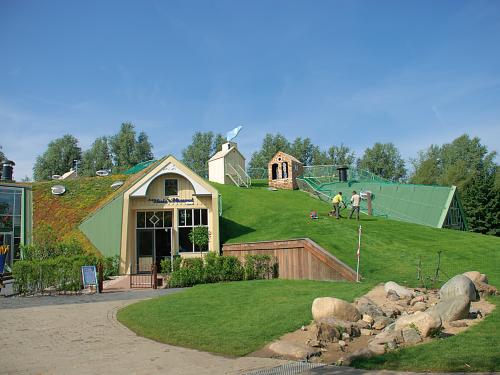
[266,270,494,365]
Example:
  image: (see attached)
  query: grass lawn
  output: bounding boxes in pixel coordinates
[117,280,372,356]
[119,182,500,371]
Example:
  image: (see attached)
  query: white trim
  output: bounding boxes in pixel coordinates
[130,163,212,197]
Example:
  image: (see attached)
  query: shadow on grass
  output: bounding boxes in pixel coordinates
[219,216,255,243]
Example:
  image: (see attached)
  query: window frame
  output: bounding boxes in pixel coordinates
[164,178,179,196]
[178,208,209,253]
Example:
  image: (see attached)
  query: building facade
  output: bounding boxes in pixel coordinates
[268,151,304,190]
[208,142,248,187]
[0,184,32,269]
[80,156,220,274]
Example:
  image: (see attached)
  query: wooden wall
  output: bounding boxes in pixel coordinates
[223,238,357,282]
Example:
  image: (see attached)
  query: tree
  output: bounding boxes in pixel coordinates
[109,123,138,170]
[249,133,291,170]
[410,134,498,235]
[327,144,355,166]
[33,135,82,181]
[311,148,331,165]
[109,123,154,171]
[80,137,113,177]
[189,226,210,256]
[289,137,316,165]
[357,142,406,181]
[182,131,225,174]
[0,144,5,162]
[133,131,154,164]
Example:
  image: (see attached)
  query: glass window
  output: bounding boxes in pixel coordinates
[201,209,208,225]
[0,215,13,232]
[136,212,145,228]
[194,209,201,225]
[14,193,21,215]
[146,212,155,228]
[165,179,178,196]
[179,209,193,227]
[164,211,173,227]
[179,227,193,252]
[0,194,13,215]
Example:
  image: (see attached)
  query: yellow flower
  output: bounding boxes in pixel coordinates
[0,245,10,255]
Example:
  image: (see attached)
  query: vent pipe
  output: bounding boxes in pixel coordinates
[1,160,15,182]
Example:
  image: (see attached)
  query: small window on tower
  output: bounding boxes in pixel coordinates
[164,179,178,196]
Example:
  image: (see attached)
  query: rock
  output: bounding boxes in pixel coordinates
[475,282,498,296]
[463,271,488,284]
[308,339,323,348]
[397,299,410,307]
[269,341,316,360]
[439,275,479,302]
[362,314,374,325]
[355,296,385,318]
[411,295,426,305]
[312,297,361,322]
[373,329,403,344]
[356,319,372,329]
[394,311,442,337]
[342,332,350,341]
[386,340,398,350]
[387,291,400,301]
[360,328,373,336]
[338,340,346,349]
[449,321,467,328]
[316,318,361,341]
[301,325,307,331]
[385,281,414,298]
[383,308,401,318]
[373,316,394,330]
[413,302,427,312]
[382,322,396,333]
[339,348,374,366]
[368,342,386,355]
[402,327,422,344]
[426,295,470,322]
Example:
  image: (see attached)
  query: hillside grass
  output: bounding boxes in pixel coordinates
[32,175,127,252]
[118,181,500,371]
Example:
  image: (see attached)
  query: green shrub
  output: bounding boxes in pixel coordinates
[244,254,277,280]
[20,236,86,261]
[204,252,222,283]
[220,256,244,281]
[101,255,120,279]
[12,254,99,295]
[159,256,182,275]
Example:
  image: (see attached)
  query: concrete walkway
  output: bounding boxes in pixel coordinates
[0,290,284,375]
[0,290,497,375]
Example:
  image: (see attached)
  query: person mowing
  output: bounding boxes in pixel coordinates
[349,190,361,221]
[330,192,343,219]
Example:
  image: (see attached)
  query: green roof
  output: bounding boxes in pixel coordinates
[123,160,157,175]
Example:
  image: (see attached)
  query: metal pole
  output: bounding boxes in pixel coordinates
[356,225,362,282]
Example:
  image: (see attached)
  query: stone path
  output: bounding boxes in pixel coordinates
[0,290,496,375]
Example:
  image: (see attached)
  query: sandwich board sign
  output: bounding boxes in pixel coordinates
[81,265,99,293]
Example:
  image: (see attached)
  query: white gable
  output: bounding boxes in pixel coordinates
[130,162,212,197]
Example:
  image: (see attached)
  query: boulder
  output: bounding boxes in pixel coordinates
[402,327,422,344]
[411,295,426,305]
[463,271,488,284]
[385,281,414,298]
[355,319,372,329]
[269,341,317,360]
[316,318,361,342]
[394,311,441,337]
[368,342,386,355]
[373,329,403,344]
[312,297,361,322]
[372,316,394,330]
[413,302,427,312]
[439,275,479,302]
[339,348,374,366]
[360,328,373,336]
[426,295,470,322]
[362,314,374,325]
[354,296,385,318]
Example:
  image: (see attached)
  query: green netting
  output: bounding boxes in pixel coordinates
[302,165,389,183]
[123,160,157,175]
[297,172,467,230]
[247,168,268,180]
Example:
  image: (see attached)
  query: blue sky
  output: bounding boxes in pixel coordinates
[1,0,499,179]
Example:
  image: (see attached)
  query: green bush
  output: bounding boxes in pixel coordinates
[20,236,86,261]
[160,256,182,275]
[244,254,276,280]
[12,255,99,295]
[220,256,244,281]
[101,255,120,279]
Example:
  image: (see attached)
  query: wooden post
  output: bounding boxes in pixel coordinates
[152,263,157,289]
[366,192,372,216]
[97,262,104,293]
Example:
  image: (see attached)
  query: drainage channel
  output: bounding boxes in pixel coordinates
[245,362,327,375]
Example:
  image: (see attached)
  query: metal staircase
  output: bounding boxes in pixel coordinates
[226,164,251,188]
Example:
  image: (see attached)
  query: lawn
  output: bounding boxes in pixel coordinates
[117,280,372,356]
[118,182,500,371]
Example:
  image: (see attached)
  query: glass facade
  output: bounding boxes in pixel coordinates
[178,208,208,253]
[0,186,24,268]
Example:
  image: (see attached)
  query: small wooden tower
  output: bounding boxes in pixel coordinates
[268,151,304,190]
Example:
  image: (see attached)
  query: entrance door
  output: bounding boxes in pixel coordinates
[136,211,173,273]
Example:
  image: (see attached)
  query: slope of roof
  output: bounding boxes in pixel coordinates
[271,151,302,164]
[209,146,246,162]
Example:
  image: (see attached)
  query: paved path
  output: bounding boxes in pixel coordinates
[0,290,284,375]
[1,291,497,375]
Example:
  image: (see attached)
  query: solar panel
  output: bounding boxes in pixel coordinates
[96,170,110,177]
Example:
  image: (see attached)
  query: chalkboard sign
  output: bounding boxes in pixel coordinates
[81,266,98,292]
